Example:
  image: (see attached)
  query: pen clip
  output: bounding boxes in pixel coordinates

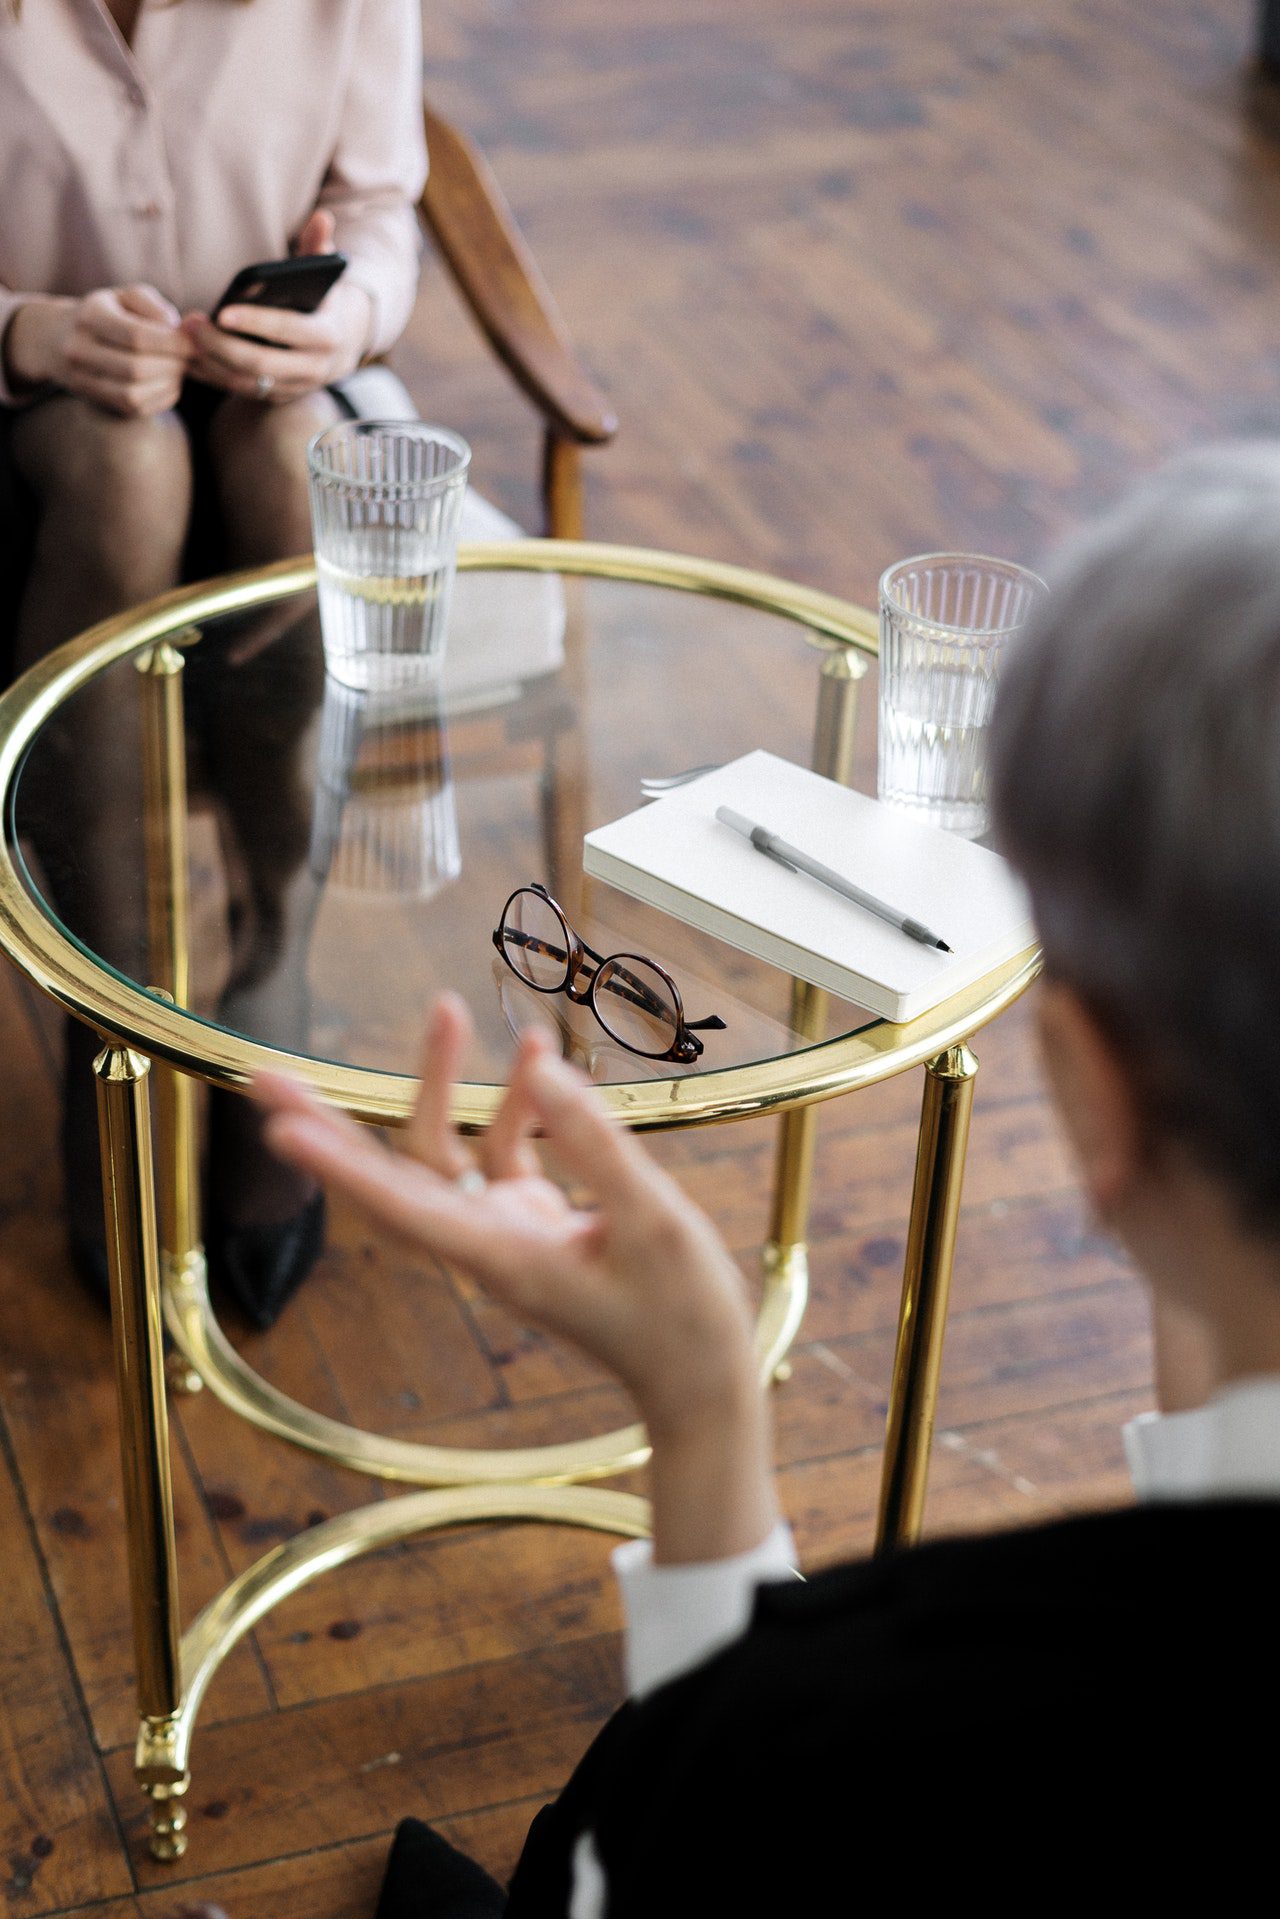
[758,844,798,874]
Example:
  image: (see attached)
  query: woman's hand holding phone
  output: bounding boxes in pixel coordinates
[182,209,373,402]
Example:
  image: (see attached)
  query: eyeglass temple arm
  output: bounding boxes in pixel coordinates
[495,926,570,962]
[685,1014,727,1031]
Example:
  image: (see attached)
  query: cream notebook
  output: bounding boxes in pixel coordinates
[583,751,1037,1022]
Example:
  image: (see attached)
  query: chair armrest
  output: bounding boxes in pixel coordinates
[420,102,618,446]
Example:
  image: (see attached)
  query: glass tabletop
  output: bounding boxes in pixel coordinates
[10,554,884,1090]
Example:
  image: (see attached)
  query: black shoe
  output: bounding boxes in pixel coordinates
[374,1817,506,1919]
[209,1187,327,1331]
[67,1223,111,1309]
[206,1084,328,1328]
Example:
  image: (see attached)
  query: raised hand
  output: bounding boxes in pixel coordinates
[255,993,779,1563]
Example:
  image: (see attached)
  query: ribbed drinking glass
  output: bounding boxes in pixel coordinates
[307,421,471,691]
[877,552,1047,838]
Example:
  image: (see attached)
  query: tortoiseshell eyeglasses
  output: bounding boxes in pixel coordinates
[492,883,726,1063]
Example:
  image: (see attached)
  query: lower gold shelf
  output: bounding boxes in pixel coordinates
[161,1238,807,1487]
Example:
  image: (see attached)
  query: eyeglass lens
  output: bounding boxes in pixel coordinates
[594,955,681,1056]
[501,889,570,990]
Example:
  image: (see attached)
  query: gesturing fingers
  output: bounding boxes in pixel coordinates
[526,1055,664,1211]
[256,1069,488,1258]
[261,1098,569,1314]
[405,993,476,1178]
[481,1029,553,1182]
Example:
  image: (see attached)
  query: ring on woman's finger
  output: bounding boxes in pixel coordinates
[453,1167,488,1197]
[255,372,275,399]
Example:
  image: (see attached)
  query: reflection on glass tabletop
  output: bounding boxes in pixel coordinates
[12,566,879,1085]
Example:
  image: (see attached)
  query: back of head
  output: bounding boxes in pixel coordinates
[988,443,1280,1234]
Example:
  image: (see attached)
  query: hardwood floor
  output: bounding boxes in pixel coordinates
[5,1,1279,1909]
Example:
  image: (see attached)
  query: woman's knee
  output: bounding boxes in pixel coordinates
[209,392,339,494]
[13,397,193,555]
[207,392,340,557]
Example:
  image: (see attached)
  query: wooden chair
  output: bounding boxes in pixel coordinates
[418,100,619,539]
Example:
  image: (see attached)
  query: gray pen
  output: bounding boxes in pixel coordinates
[715,806,953,952]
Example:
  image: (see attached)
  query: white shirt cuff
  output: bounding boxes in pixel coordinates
[1124,1409,1194,1500]
[613,1521,798,1700]
[1124,1378,1280,1501]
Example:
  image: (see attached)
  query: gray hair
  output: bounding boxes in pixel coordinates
[988,443,1280,1231]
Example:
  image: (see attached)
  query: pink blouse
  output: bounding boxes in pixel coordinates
[0,0,428,402]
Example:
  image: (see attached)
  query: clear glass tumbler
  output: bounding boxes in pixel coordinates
[877,552,1047,838]
[307,421,471,691]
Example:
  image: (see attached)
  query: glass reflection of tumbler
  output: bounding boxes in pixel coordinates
[309,677,462,900]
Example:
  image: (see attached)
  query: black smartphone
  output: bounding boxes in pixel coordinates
[212,252,348,330]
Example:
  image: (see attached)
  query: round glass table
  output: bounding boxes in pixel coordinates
[0,540,1038,1860]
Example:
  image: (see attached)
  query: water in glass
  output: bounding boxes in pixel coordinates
[308,422,470,691]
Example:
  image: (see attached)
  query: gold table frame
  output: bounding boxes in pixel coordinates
[0,540,1039,1861]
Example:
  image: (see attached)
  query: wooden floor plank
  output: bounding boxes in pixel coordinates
[769,1279,1152,1469]
[0,1439,133,1915]
[55,1834,388,1919]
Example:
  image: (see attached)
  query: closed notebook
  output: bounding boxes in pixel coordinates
[583,750,1037,1022]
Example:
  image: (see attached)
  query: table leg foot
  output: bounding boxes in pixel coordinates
[137,1714,189,1863]
[144,1779,189,1862]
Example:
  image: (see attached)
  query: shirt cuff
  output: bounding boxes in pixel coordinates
[1125,1405,1218,1499]
[613,1521,798,1701]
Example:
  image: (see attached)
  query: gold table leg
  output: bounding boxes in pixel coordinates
[94,1043,189,1861]
[874,1043,978,1553]
[762,647,869,1378]
[137,640,202,1300]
